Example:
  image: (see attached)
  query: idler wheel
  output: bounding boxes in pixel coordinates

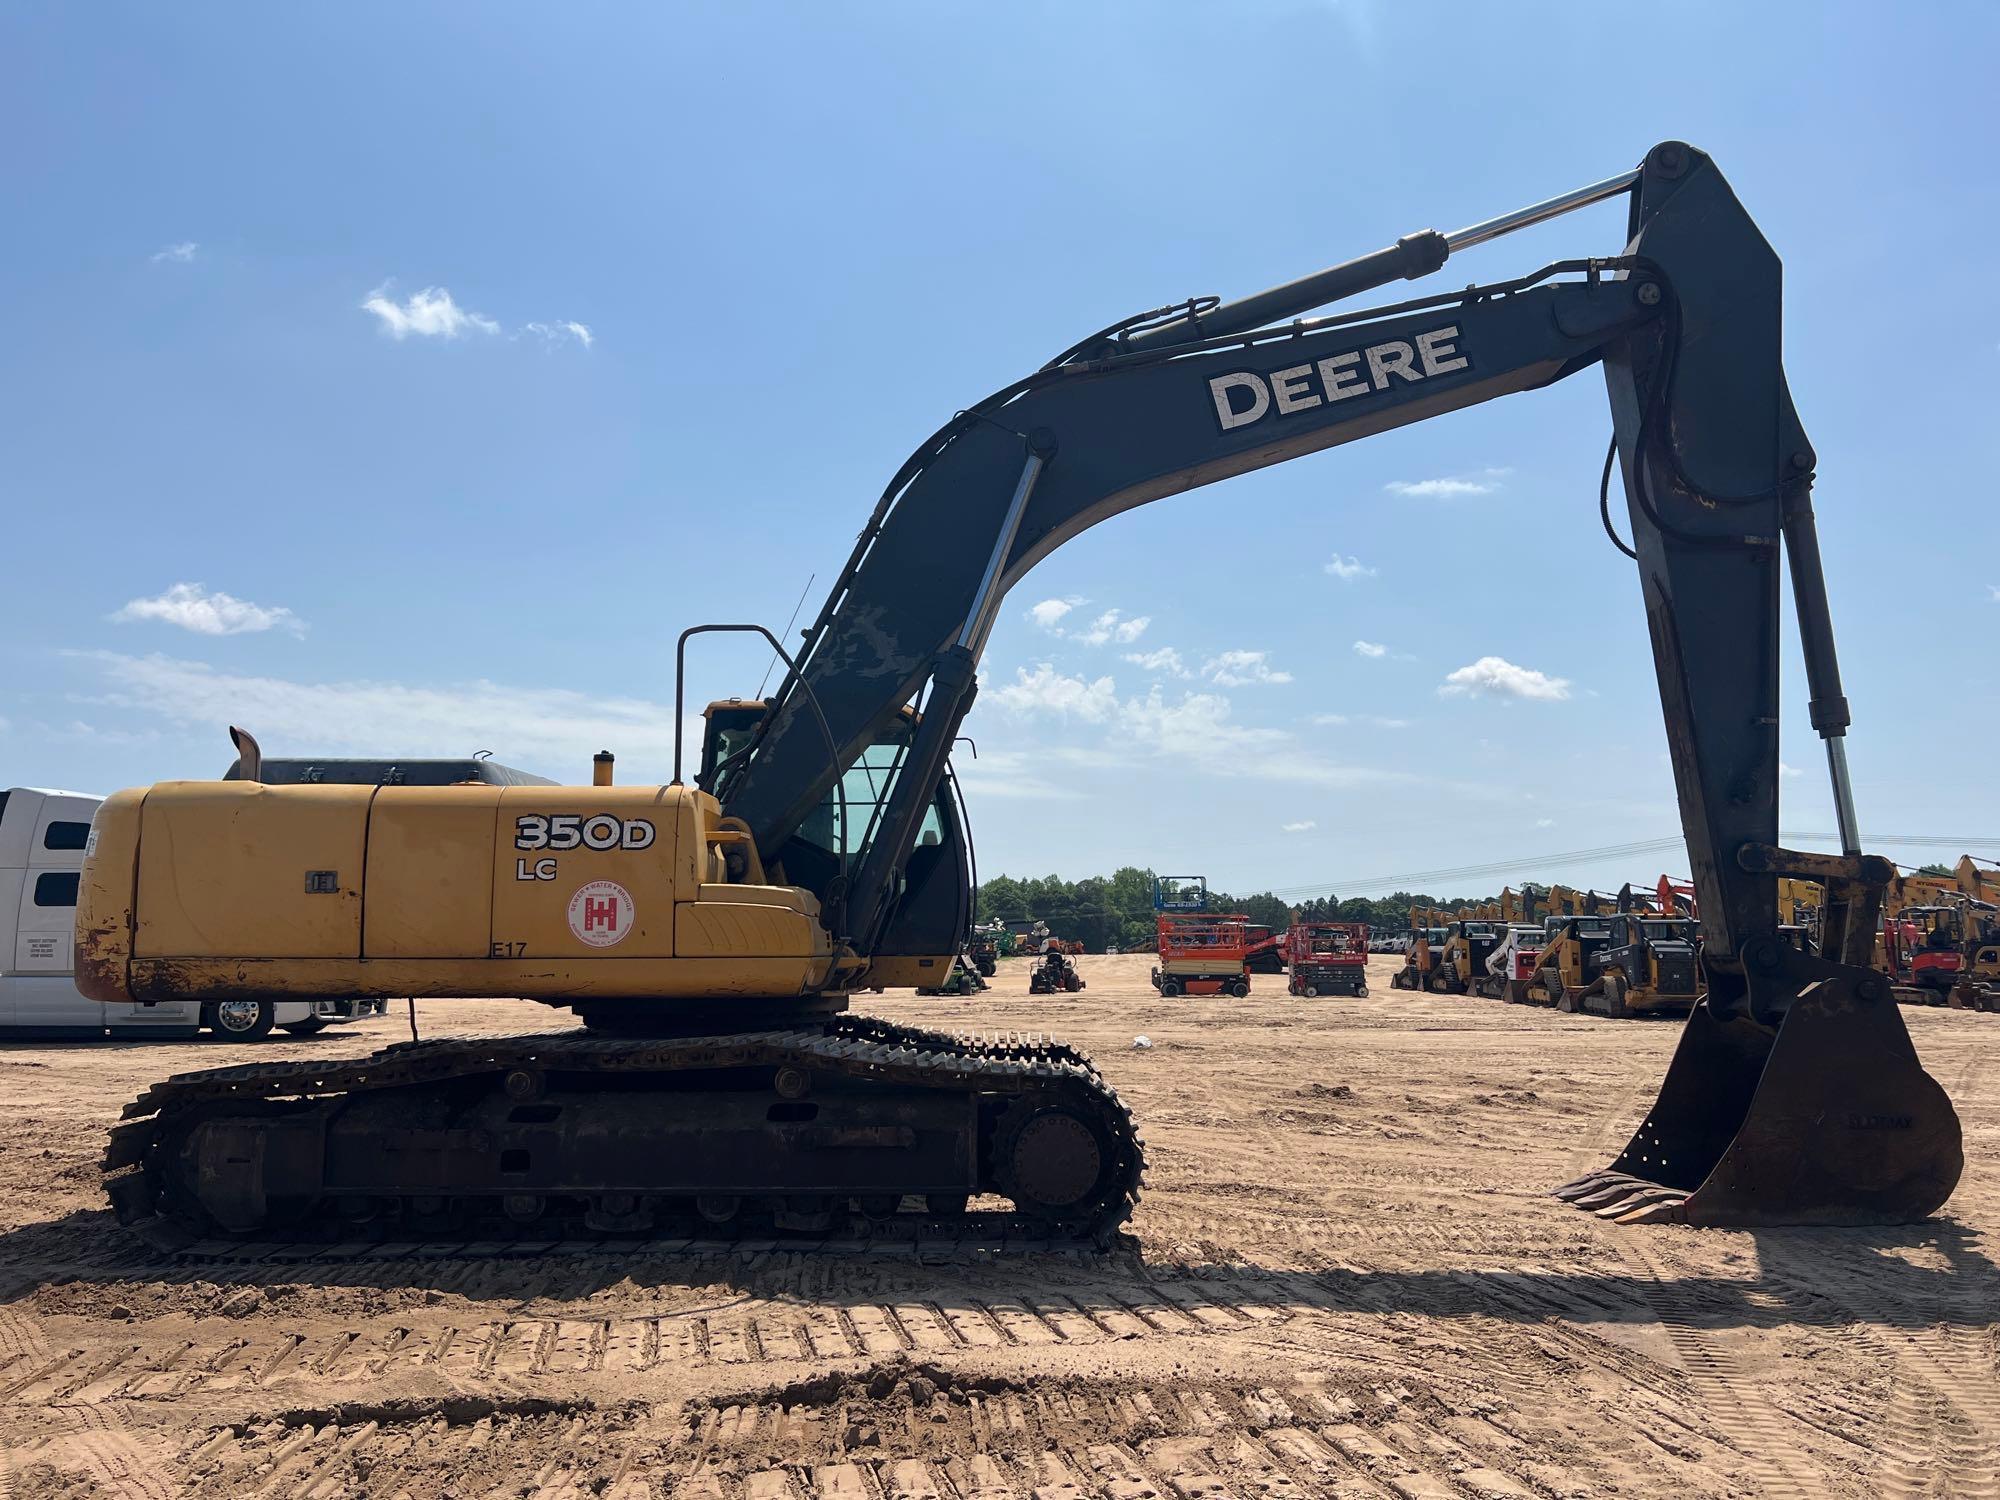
[998,1103,1105,1213]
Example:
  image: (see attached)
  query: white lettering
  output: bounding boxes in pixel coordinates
[1416,324,1468,376]
[1209,372,1270,430]
[1208,325,1464,432]
[1365,340,1419,389]
[1317,352,1369,401]
[516,812,655,853]
[516,857,558,881]
[1269,363,1321,416]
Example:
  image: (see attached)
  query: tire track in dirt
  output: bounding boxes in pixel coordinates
[658,1366,1582,1499]
[10,1272,1326,1408]
[1757,1180,2000,1500]
[1615,1236,1819,1500]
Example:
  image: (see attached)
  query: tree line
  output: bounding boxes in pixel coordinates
[975,868,1519,954]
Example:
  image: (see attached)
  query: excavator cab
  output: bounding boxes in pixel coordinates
[700,698,971,990]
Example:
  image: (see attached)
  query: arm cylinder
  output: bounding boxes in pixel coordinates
[1780,484,1862,854]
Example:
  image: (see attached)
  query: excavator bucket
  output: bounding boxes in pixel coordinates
[1557,957,1962,1226]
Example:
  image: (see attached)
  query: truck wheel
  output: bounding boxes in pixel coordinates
[1160,978,1181,998]
[1231,978,1251,998]
[1304,984,1319,998]
[1356,983,1368,997]
[281,1018,329,1036]
[207,999,275,1042]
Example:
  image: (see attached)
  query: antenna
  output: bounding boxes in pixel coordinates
[756,573,816,698]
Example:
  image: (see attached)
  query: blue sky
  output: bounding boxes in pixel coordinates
[3,2,1995,898]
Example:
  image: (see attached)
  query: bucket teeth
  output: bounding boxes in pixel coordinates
[1611,1193,1689,1224]
[1552,1171,1638,1203]
[1573,1181,1648,1210]
[1594,1185,1684,1219]
[1551,1171,1687,1222]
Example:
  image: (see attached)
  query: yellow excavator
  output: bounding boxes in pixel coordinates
[80,143,1961,1245]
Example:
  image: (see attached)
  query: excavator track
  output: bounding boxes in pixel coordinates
[102,1016,1145,1259]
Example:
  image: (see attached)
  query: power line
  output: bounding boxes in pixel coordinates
[1269,830,2000,900]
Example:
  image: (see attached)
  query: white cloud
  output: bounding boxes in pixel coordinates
[1536,817,1555,828]
[362,284,500,340]
[1988,585,1999,603]
[990,663,1119,722]
[1202,650,1291,687]
[73,651,689,770]
[1438,656,1572,702]
[951,747,1084,801]
[1322,554,1376,582]
[1281,820,1317,833]
[1028,598,1079,631]
[110,583,305,638]
[1352,640,1388,659]
[1029,599,1148,646]
[1779,761,1803,779]
[1312,712,1408,729]
[1123,646,1190,678]
[525,320,595,350]
[1074,608,1149,646]
[151,241,198,264]
[984,669,1408,792]
[1385,469,1507,499]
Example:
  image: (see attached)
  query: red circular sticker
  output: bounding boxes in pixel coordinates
[567,880,634,948]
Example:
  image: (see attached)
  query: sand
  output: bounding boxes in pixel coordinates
[0,951,1993,1498]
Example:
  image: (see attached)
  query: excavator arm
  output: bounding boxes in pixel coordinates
[720,141,1959,1225]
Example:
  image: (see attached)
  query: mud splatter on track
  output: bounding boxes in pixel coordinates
[1,953,1994,1496]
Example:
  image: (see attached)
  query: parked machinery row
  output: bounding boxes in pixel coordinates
[1875,859,2000,1011]
[1393,884,1699,1020]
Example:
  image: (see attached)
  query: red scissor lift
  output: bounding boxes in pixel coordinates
[1152,912,1251,998]
[1283,921,1371,997]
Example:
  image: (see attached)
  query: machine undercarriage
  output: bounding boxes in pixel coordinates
[105,1016,1145,1251]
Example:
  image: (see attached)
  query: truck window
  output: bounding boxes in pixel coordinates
[34,872,80,907]
[43,821,91,851]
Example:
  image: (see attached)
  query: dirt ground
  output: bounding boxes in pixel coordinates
[0,953,1993,1499]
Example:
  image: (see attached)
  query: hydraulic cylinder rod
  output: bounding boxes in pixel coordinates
[1119,165,1642,355]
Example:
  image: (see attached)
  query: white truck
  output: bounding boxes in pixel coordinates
[2,786,386,1041]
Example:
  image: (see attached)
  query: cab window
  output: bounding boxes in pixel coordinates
[34,872,79,907]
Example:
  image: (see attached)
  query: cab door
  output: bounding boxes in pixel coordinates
[12,867,86,1028]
